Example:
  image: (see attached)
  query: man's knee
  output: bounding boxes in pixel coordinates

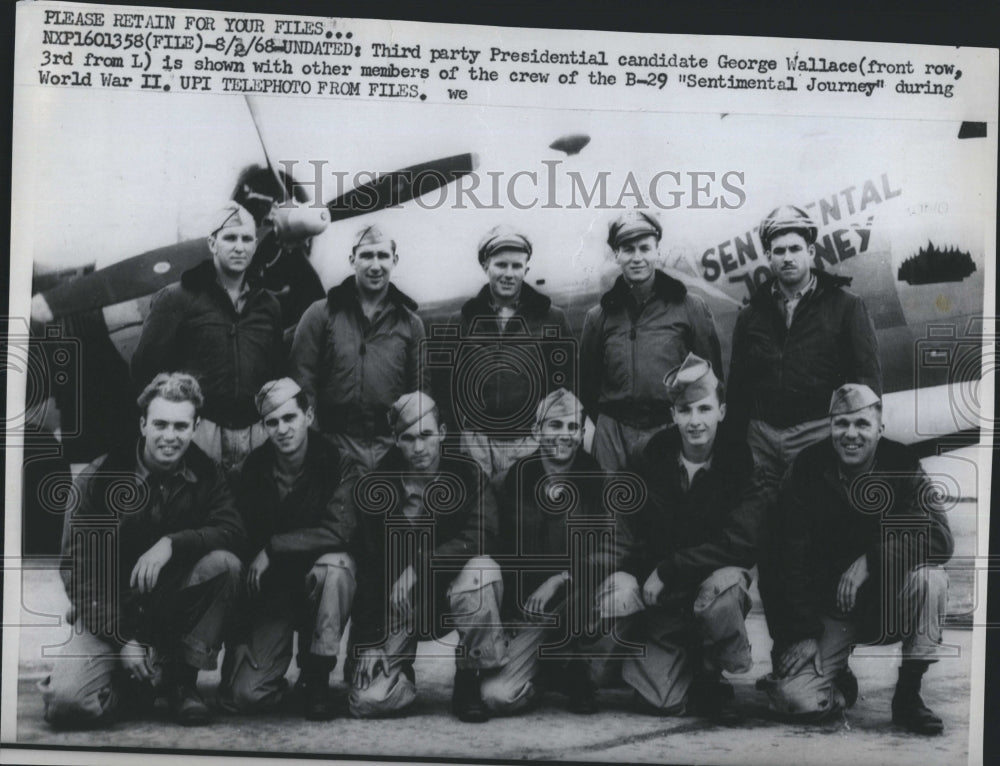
[448,556,503,602]
[595,571,643,619]
[348,670,417,718]
[40,673,118,728]
[903,565,949,602]
[760,670,844,721]
[308,552,357,594]
[480,673,534,714]
[187,549,243,588]
[694,567,751,618]
[228,669,282,713]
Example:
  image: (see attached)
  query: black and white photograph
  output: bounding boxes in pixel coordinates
[3,2,997,765]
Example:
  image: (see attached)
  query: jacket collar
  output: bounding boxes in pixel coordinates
[751,268,852,310]
[460,282,552,322]
[181,258,263,294]
[600,269,686,311]
[326,275,417,313]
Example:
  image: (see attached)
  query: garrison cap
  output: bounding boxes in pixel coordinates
[477,225,532,265]
[388,391,439,437]
[255,378,303,418]
[353,224,395,252]
[828,383,880,416]
[535,388,584,426]
[758,205,818,248]
[663,353,720,406]
[209,201,255,236]
[607,210,662,249]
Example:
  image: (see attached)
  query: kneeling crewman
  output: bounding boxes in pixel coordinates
[333,392,508,721]
[760,384,953,735]
[222,378,354,720]
[594,353,766,721]
[40,373,245,727]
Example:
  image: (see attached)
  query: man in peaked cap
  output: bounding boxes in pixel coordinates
[433,224,574,492]
[324,391,508,722]
[221,377,353,720]
[132,201,284,472]
[291,223,428,477]
[760,384,953,735]
[479,387,608,716]
[581,210,723,473]
[592,353,768,722]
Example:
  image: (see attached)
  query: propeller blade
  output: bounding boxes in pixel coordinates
[37,238,211,320]
[326,153,478,222]
[244,96,287,197]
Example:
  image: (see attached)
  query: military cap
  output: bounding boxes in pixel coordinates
[388,391,439,436]
[758,205,818,248]
[663,353,720,406]
[535,387,584,426]
[209,201,255,235]
[353,223,396,252]
[607,210,662,249]
[477,225,532,265]
[255,378,303,418]
[828,383,880,416]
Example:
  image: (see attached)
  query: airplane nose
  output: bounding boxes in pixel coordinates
[273,204,330,242]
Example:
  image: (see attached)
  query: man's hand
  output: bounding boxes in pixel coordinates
[130,537,173,594]
[777,638,820,678]
[642,569,666,607]
[120,639,155,682]
[247,549,270,596]
[353,648,389,691]
[524,573,566,618]
[836,553,869,614]
[390,565,416,622]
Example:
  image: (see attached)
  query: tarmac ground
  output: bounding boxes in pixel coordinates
[8,568,976,766]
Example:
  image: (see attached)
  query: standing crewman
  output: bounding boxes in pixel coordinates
[581,210,723,472]
[437,225,574,491]
[592,354,767,721]
[221,378,354,721]
[759,384,952,736]
[727,204,882,482]
[39,373,245,727]
[131,202,284,471]
[291,224,427,477]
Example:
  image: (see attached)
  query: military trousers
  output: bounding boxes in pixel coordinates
[39,550,242,727]
[222,552,357,712]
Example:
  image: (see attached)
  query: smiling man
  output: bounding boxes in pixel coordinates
[291,224,428,476]
[221,378,353,721]
[480,388,607,716]
[760,384,954,735]
[581,210,723,472]
[40,373,245,728]
[132,202,284,472]
[437,225,573,490]
[592,353,767,722]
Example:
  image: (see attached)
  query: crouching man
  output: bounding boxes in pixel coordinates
[481,388,606,716]
[760,384,953,735]
[593,353,767,721]
[221,378,354,720]
[40,373,245,727]
[335,392,508,721]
